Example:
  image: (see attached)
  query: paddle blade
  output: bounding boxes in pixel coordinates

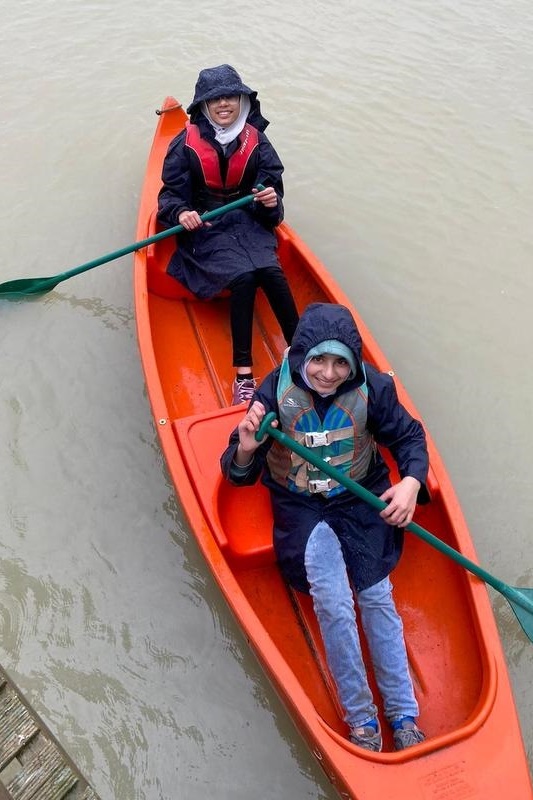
[0,276,59,298]
[507,587,533,642]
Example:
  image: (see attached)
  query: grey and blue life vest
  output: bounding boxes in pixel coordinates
[266,353,376,497]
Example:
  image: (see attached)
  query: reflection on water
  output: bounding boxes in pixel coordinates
[1,0,532,797]
[61,292,134,330]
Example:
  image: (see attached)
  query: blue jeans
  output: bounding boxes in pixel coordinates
[304,521,419,729]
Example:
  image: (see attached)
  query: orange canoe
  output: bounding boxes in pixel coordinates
[133,97,532,800]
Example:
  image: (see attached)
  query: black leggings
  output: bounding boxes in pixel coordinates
[228,266,299,367]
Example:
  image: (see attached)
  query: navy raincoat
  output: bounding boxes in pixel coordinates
[157,65,285,299]
[220,303,430,593]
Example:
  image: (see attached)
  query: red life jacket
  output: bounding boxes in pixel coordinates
[185,123,259,190]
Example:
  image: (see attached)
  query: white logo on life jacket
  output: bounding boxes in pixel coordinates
[239,125,250,154]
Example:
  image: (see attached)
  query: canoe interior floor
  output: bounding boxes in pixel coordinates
[233,516,485,752]
[147,290,291,417]
[144,224,331,419]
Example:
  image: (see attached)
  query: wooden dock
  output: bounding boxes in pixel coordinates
[0,667,101,800]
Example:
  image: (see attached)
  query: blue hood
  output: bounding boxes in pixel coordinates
[187,64,269,130]
[287,303,364,382]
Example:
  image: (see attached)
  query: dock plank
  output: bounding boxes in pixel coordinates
[6,740,77,800]
[0,691,38,771]
[0,668,101,800]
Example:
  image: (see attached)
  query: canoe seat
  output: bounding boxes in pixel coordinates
[145,209,197,300]
[145,209,230,301]
[172,406,276,568]
[171,404,442,568]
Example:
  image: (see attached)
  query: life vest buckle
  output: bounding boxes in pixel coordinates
[308,478,332,493]
[304,430,330,447]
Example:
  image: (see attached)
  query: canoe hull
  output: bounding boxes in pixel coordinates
[133,97,532,799]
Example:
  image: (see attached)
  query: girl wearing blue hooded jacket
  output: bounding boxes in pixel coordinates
[158,64,299,405]
[220,302,429,752]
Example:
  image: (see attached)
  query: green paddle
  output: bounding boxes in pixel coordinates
[0,188,264,298]
[256,412,533,643]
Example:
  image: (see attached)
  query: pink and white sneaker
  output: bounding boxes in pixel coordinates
[231,377,257,405]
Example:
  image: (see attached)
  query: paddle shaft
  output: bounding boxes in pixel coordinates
[58,190,262,280]
[0,187,264,296]
[256,414,533,616]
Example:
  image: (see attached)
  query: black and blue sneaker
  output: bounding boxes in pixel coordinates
[349,718,382,752]
[392,716,425,750]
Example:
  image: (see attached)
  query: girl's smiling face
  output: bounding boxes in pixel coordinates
[306,354,351,394]
[206,95,240,127]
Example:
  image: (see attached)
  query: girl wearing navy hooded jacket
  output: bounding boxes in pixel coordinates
[220,302,429,752]
[158,64,299,405]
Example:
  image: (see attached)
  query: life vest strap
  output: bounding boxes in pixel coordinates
[307,453,351,472]
[300,427,354,448]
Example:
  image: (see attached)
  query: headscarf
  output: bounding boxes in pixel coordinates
[299,339,357,397]
[201,94,251,148]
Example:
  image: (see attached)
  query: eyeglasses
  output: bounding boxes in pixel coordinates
[207,95,240,104]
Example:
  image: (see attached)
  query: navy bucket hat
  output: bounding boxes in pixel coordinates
[187,64,255,113]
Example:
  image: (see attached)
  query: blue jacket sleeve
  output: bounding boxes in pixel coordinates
[250,134,285,228]
[157,131,192,228]
[366,366,430,500]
